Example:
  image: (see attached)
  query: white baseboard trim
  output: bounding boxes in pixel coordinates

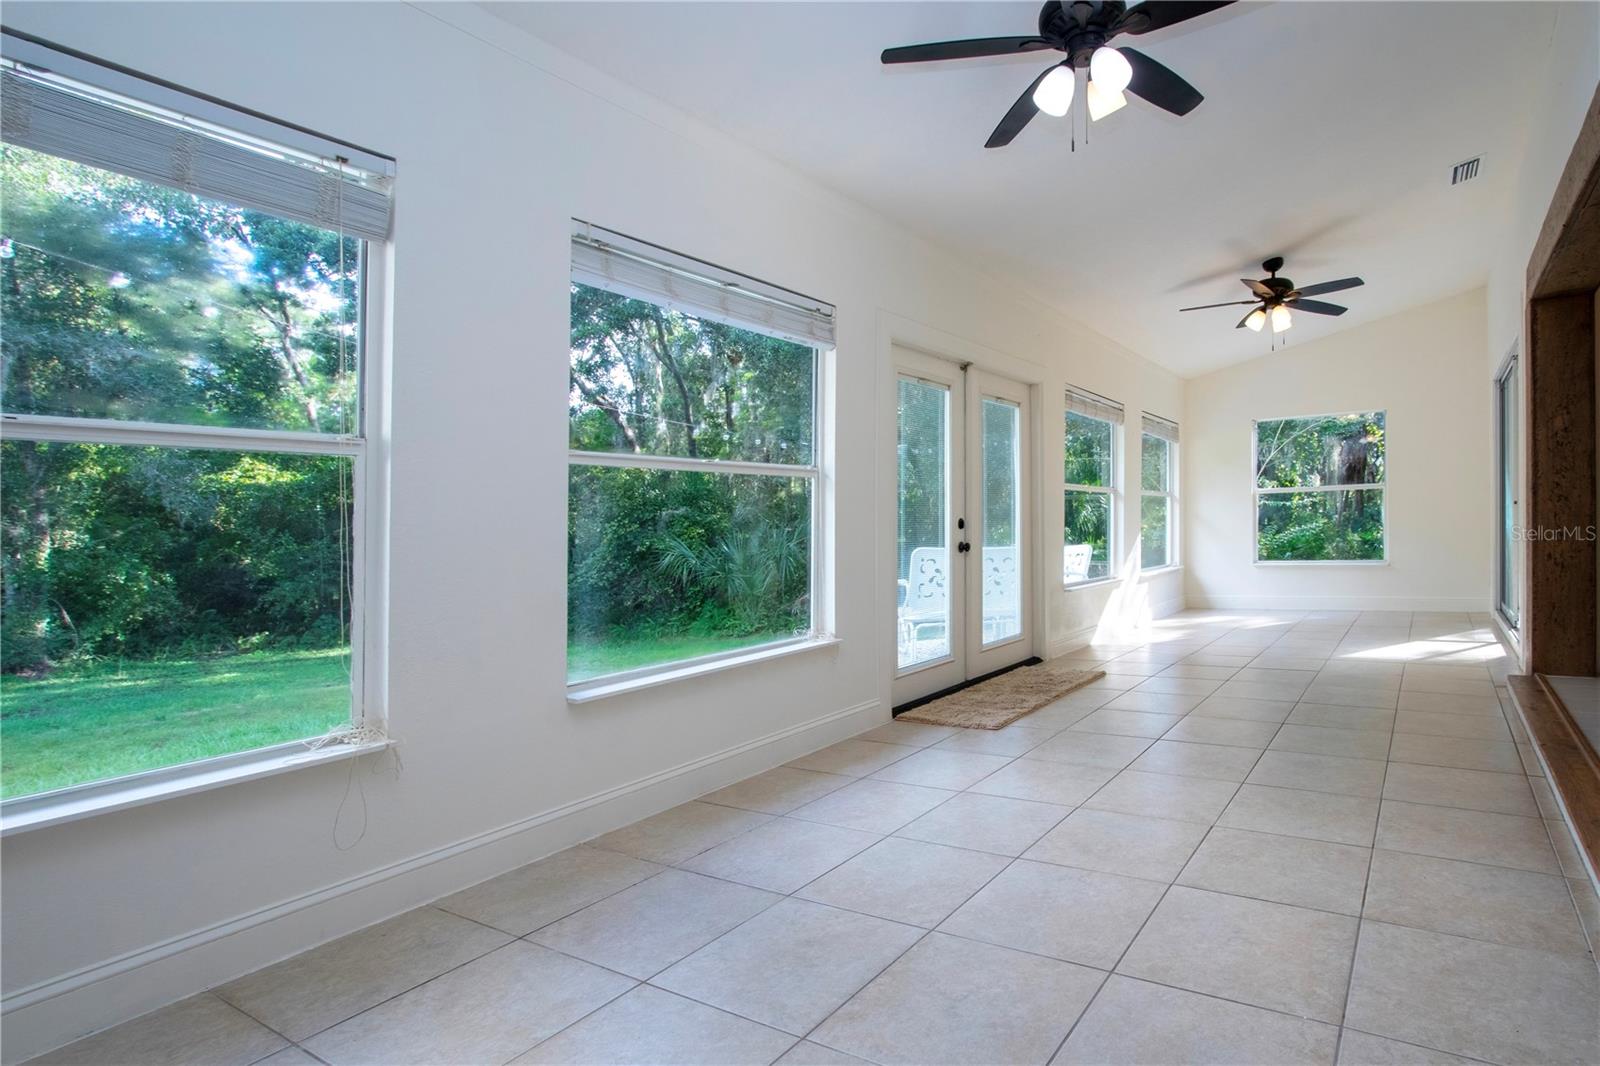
[1186,593,1490,612]
[1046,593,1187,659]
[0,698,884,1064]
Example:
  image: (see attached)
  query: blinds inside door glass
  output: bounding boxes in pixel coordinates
[571,226,835,349]
[0,64,392,242]
[1065,386,1124,425]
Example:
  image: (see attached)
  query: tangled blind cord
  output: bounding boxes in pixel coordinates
[304,726,402,850]
[307,160,401,852]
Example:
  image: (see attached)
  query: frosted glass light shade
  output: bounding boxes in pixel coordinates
[1033,65,1075,118]
[1089,47,1133,94]
[1086,79,1127,121]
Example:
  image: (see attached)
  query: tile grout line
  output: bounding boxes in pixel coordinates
[1045,721,1275,1061]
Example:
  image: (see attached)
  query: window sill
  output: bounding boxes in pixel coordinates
[1252,559,1389,567]
[1063,565,1185,593]
[568,636,841,704]
[0,738,392,837]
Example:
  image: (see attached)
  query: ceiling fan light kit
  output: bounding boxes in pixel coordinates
[880,0,1229,148]
[1179,256,1366,349]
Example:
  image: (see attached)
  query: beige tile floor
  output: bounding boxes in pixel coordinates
[31,610,1600,1066]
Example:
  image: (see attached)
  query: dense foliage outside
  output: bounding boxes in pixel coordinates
[1255,412,1386,561]
[897,378,949,667]
[567,282,815,681]
[1140,433,1171,569]
[0,145,357,798]
[1064,411,1114,581]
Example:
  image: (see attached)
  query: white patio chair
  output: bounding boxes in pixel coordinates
[1064,543,1093,583]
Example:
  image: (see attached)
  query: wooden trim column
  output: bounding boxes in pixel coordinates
[1524,82,1600,677]
[1525,294,1597,674]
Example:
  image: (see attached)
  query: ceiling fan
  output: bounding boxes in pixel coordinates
[1178,257,1365,333]
[880,0,1232,148]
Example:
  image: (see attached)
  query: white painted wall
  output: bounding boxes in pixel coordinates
[1482,4,1599,663]
[1183,288,1491,613]
[0,4,1183,1059]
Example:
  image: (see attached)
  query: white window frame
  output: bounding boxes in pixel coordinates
[1494,350,1520,631]
[1063,407,1120,588]
[1252,410,1387,565]
[565,239,831,699]
[1140,431,1178,571]
[0,57,391,833]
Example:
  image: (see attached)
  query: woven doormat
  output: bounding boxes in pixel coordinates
[897,660,1107,730]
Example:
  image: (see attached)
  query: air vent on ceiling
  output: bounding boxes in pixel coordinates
[1451,156,1482,185]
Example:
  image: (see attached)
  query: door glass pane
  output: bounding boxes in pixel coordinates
[1064,490,1112,582]
[981,398,1022,646]
[897,378,950,669]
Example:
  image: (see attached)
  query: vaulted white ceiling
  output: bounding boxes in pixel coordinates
[485,1,1560,376]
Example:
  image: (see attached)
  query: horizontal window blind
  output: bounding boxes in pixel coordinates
[1065,386,1124,425]
[1142,412,1179,442]
[571,223,835,349]
[0,62,392,242]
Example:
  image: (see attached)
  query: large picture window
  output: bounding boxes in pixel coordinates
[1254,411,1386,562]
[566,225,832,687]
[0,48,391,802]
[1063,388,1122,584]
[1140,414,1179,569]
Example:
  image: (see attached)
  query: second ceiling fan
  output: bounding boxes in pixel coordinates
[1178,257,1365,333]
[881,0,1232,148]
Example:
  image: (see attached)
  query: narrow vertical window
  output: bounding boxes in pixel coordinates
[1140,414,1179,569]
[1063,387,1122,584]
[1495,355,1519,628]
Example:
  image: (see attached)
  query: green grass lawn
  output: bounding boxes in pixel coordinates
[0,648,350,799]
[567,630,795,682]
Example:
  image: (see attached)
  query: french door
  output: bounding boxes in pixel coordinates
[893,347,1033,706]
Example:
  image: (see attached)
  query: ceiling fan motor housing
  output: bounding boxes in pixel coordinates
[1041,1,1126,66]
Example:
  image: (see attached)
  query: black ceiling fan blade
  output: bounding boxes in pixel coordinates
[1242,278,1273,298]
[1179,299,1259,312]
[985,66,1056,148]
[1118,1,1234,36]
[1120,48,1204,116]
[881,36,1054,65]
[1291,299,1347,316]
[1292,277,1365,298]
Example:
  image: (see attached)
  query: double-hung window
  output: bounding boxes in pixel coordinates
[1140,414,1179,569]
[566,223,833,689]
[0,40,392,806]
[1063,387,1122,584]
[1254,411,1386,562]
